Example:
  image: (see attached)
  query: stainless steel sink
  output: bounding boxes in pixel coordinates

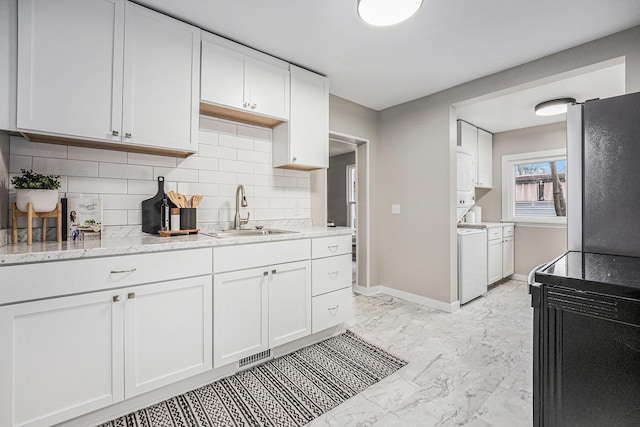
[203,228,298,239]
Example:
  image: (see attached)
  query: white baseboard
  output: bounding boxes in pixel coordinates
[353,284,460,313]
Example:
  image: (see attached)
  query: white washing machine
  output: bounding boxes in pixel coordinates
[457,228,488,304]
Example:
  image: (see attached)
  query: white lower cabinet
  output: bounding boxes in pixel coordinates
[502,236,515,277]
[0,290,122,427]
[213,260,311,368]
[487,238,503,284]
[312,288,352,333]
[124,277,212,398]
[0,249,213,427]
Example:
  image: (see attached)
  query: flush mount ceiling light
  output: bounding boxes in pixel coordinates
[534,98,576,116]
[357,0,423,27]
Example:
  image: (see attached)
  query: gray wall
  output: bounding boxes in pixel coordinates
[373,26,640,305]
[476,122,568,276]
[327,152,355,227]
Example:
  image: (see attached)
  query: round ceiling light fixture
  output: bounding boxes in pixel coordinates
[357,0,423,27]
[534,98,576,116]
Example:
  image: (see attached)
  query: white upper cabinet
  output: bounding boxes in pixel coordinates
[273,65,329,170]
[17,0,125,142]
[0,0,17,131]
[476,128,493,188]
[200,34,290,122]
[17,0,199,155]
[121,2,200,153]
[457,120,493,189]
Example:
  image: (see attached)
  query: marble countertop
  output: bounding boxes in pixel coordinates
[0,226,352,266]
[457,222,515,229]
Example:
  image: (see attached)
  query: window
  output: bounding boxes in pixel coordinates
[346,164,356,231]
[501,148,567,226]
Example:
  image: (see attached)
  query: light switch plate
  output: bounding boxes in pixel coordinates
[391,204,401,214]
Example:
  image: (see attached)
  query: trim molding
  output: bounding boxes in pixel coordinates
[353,285,460,313]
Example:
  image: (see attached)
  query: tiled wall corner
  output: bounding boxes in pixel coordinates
[8,116,311,231]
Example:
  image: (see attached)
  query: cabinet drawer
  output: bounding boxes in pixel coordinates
[312,235,352,259]
[213,239,310,273]
[0,248,212,305]
[312,288,352,333]
[487,227,503,241]
[312,254,352,296]
[503,226,514,238]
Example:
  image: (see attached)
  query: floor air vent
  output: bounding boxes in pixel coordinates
[238,349,272,369]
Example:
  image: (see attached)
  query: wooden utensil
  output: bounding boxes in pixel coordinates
[166,191,183,208]
[190,195,203,208]
[177,193,188,208]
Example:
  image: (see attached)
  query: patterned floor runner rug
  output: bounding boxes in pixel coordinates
[100,330,407,427]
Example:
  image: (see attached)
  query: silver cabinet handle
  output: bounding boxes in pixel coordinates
[113,295,121,302]
[243,102,249,108]
[328,305,339,312]
[251,103,257,110]
[112,130,119,136]
[263,271,268,277]
[328,244,338,252]
[271,269,277,275]
[292,157,297,162]
[127,292,136,299]
[110,268,137,274]
[125,133,132,138]
[328,270,339,279]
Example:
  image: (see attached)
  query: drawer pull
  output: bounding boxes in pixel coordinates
[128,292,136,300]
[328,270,339,279]
[328,305,339,312]
[113,295,120,302]
[328,244,339,252]
[272,269,277,275]
[110,268,137,274]
[263,271,269,277]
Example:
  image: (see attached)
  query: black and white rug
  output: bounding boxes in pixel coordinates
[100,330,406,427]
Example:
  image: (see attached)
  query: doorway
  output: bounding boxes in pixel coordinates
[310,132,369,289]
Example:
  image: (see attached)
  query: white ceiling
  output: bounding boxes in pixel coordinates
[137,0,640,111]
[456,61,626,133]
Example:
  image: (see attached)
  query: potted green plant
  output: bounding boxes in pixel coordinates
[11,169,61,212]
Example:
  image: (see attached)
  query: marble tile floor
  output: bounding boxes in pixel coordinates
[309,279,533,427]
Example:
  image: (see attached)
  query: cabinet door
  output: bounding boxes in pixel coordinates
[213,267,268,368]
[200,41,246,110]
[488,239,503,284]
[246,60,290,120]
[457,121,477,166]
[269,260,311,348]
[124,276,212,398]
[0,291,123,427]
[502,237,515,278]
[122,2,200,152]
[476,129,493,188]
[276,65,328,169]
[17,0,124,142]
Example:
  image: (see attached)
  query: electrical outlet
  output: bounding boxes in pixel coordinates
[391,204,401,214]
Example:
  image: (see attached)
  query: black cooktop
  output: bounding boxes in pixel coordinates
[535,251,640,300]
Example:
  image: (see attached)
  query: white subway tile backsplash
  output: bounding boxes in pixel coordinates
[11,137,67,158]
[219,134,254,150]
[33,157,98,177]
[127,180,158,195]
[200,116,237,135]
[128,152,177,167]
[8,124,311,227]
[67,177,127,194]
[176,182,219,197]
[218,159,254,174]
[237,149,270,164]
[199,170,237,184]
[100,194,146,210]
[237,124,271,141]
[68,146,128,163]
[9,155,32,173]
[154,167,199,183]
[100,163,153,180]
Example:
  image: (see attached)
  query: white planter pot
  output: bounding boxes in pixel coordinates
[15,189,59,212]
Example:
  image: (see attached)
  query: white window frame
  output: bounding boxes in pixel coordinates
[501,148,567,227]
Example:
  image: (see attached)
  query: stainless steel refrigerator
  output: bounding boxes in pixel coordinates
[530,92,640,427]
